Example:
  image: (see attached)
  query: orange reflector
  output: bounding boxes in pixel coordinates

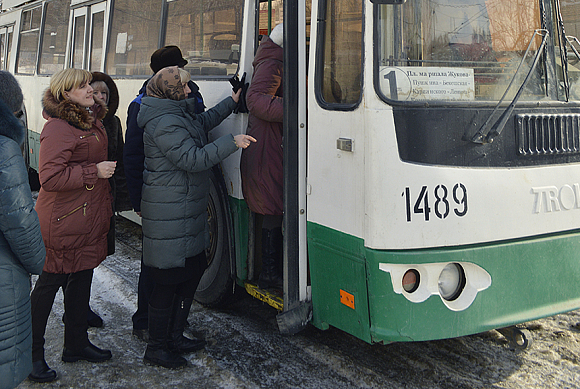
[340,289,355,309]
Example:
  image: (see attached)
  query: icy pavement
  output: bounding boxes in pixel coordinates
[15,218,580,389]
[17,240,253,388]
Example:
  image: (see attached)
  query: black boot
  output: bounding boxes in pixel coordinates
[143,305,187,369]
[28,359,57,383]
[87,306,103,328]
[167,296,206,354]
[258,227,283,289]
[62,341,112,363]
[62,305,103,328]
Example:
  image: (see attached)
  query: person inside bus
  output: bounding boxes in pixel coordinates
[29,69,116,383]
[74,72,132,329]
[137,66,254,369]
[241,23,285,289]
[124,46,205,343]
[0,71,46,388]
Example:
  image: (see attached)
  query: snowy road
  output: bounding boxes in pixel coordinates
[16,218,580,388]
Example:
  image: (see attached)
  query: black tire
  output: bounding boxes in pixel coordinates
[195,167,235,307]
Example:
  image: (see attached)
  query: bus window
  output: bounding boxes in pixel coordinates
[39,0,70,75]
[165,0,244,77]
[0,32,3,70]
[318,0,363,107]
[89,10,105,71]
[72,13,86,69]
[16,5,42,74]
[106,0,163,76]
[375,0,551,103]
[560,0,580,101]
[0,25,13,71]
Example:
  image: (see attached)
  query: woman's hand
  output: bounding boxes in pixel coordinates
[97,161,117,179]
[232,88,242,103]
[234,134,257,149]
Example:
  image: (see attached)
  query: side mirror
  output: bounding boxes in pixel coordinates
[370,0,406,4]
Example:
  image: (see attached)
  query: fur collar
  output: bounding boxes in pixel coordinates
[0,98,25,145]
[42,88,107,131]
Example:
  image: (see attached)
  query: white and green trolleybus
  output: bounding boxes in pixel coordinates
[3,0,580,346]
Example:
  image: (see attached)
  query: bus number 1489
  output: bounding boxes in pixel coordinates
[404,184,468,222]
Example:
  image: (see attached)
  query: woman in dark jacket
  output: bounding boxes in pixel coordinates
[240,23,284,289]
[0,72,46,389]
[82,72,131,328]
[137,66,254,369]
[29,69,116,383]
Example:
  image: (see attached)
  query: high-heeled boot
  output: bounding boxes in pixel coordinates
[167,296,206,354]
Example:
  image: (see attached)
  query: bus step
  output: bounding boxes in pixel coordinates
[244,283,283,311]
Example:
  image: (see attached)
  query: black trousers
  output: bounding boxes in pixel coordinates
[149,252,207,310]
[132,255,154,330]
[30,269,93,361]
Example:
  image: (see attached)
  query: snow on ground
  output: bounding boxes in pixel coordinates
[15,217,580,388]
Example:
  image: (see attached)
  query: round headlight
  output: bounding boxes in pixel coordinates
[402,269,420,293]
[438,263,466,301]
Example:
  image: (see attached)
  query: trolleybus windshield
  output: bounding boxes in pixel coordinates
[375,0,569,103]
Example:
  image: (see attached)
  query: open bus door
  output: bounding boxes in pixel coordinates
[276,0,311,335]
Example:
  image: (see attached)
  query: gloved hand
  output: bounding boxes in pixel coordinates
[229,72,249,114]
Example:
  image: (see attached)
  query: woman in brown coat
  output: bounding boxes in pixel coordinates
[240,23,284,289]
[28,69,116,383]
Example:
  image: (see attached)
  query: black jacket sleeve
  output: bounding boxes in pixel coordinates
[123,100,145,212]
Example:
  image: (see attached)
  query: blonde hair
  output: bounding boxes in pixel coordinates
[90,80,110,104]
[50,68,92,102]
[178,68,191,85]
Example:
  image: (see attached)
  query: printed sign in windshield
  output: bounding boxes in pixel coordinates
[380,66,475,101]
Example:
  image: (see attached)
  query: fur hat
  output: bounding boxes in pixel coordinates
[150,46,188,74]
[270,23,283,48]
[0,71,23,112]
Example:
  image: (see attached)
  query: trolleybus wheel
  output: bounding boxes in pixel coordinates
[195,167,235,307]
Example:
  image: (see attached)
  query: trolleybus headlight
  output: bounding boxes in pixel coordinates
[438,263,466,301]
[402,269,420,293]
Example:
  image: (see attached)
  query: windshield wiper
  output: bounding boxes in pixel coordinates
[471,29,549,144]
[565,35,580,65]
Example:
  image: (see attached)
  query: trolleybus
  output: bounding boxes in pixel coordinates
[3,0,580,346]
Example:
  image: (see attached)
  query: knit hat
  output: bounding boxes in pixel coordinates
[0,71,23,112]
[150,45,188,74]
[270,23,283,48]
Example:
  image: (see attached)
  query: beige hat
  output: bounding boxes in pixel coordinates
[270,23,283,48]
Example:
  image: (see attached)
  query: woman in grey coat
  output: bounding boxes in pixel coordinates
[137,66,254,369]
[0,72,46,388]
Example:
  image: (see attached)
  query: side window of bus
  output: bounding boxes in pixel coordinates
[106,0,163,76]
[165,0,244,77]
[16,6,42,74]
[0,26,13,71]
[318,0,363,107]
[39,0,70,75]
